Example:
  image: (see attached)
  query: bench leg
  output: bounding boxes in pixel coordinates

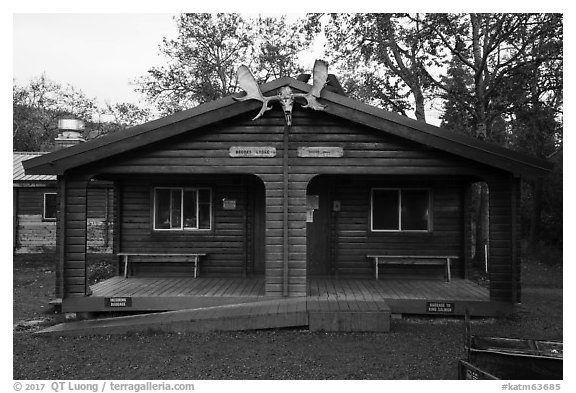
[194,256,198,278]
[446,258,451,282]
[123,255,129,279]
[375,258,379,280]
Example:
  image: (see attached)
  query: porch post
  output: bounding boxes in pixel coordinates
[487,174,521,303]
[59,172,91,300]
[511,175,521,303]
[463,182,473,280]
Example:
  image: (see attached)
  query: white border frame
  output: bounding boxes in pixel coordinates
[370,188,431,232]
[43,192,57,221]
[152,187,212,231]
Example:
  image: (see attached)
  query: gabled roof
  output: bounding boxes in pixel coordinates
[23,76,553,178]
[14,152,56,182]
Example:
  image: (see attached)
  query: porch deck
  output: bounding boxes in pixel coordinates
[61,276,507,317]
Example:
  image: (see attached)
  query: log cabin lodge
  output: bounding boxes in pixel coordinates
[23,70,552,320]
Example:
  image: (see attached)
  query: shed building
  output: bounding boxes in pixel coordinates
[14,152,114,254]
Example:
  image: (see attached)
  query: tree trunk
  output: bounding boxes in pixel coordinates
[414,89,427,122]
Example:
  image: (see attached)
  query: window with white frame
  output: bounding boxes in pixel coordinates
[153,187,212,230]
[371,188,431,231]
[43,193,57,221]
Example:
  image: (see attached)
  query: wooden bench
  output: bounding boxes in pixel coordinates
[366,255,459,282]
[118,253,207,278]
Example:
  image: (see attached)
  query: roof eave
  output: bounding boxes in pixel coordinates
[23,77,303,176]
[23,76,552,178]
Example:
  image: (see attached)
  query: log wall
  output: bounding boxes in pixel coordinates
[61,106,519,301]
[14,185,114,254]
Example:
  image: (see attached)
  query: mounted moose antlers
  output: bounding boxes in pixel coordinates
[233,60,329,126]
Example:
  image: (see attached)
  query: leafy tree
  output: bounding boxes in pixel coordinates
[321,13,433,121]
[103,102,153,129]
[13,75,153,151]
[251,15,315,82]
[426,13,562,261]
[136,13,315,115]
[506,18,563,246]
[13,74,98,151]
[323,13,563,262]
[439,49,475,135]
[421,13,562,141]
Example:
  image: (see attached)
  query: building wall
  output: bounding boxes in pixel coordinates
[62,106,518,301]
[327,175,466,278]
[14,186,57,253]
[14,184,113,254]
[117,174,262,277]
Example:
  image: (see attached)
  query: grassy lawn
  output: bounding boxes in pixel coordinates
[13,252,562,380]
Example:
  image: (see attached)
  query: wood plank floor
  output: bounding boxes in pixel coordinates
[52,278,503,335]
[91,276,488,301]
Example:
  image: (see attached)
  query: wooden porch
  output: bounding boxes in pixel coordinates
[61,276,509,317]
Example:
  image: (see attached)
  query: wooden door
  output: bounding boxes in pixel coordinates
[307,178,331,276]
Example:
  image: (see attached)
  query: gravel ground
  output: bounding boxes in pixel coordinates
[12,253,562,380]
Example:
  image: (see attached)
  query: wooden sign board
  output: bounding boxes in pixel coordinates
[229,146,276,157]
[105,297,132,308]
[426,301,454,313]
[223,198,236,210]
[297,147,344,158]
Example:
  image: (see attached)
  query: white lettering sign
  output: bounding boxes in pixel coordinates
[297,147,344,158]
[229,146,276,157]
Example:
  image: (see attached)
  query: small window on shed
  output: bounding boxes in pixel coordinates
[371,188,430,232]
[43,193,57,221]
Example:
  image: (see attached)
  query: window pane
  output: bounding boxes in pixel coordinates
[401,190,429,230]
[183,190,198,228]
[155,189,171,229]
[171,189,182,229]
[44,193,57,220]
[198,189,211,205]
[372,190,399,230]
[198,189,211,229]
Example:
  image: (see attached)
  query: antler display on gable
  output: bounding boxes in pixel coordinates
[233,60,329,126]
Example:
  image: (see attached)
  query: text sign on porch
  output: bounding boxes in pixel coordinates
[105,297,133,308]
[426,301,454,313]
[229,146,276,157]
[297,146,344,158]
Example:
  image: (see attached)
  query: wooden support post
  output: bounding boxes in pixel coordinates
[104,186,110,248]
[511,175,520,303]
[56,176,66,299]
[113,181,121,276]
[463,182,473,280]
[13,188,19,251]
[282,125,289,297]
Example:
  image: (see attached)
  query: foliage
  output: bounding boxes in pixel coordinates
[103,102,153,130]
[521,150,563,248]
[439,48,476,134]
[13,75,153,151]
[13,74,98,151]
[87,259,115,285]
[321,13,433,121]
[135,13,314,115]
[323,13,562,251]
[251,15,316,82]
[423,13,562,141]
